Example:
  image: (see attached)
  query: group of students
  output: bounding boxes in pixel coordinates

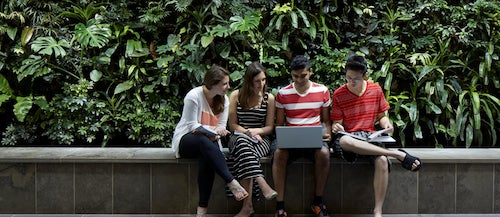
[171,54,423,217]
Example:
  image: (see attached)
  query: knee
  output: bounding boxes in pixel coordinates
[273,149,288,166]
[374,156,389,171]
[316,147,330,162]
[338,136,353,150]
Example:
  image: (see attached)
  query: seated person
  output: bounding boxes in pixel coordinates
[331,54,422,217]
[273,55,332,217]
[227,61,277,217]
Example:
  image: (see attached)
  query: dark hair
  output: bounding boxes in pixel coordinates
[239,61,267,108]
[203,65,230,115]
[290,55,311,71]
[345,54,368,75]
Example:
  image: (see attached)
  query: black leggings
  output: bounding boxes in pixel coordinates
[179,132,234,207]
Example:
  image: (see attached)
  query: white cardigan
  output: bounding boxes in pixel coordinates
[171,86,229,158]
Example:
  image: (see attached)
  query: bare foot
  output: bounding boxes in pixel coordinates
[397,149,422,171]
[235,207,254,217]
[228,180,249,201]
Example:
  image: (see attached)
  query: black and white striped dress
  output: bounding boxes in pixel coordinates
[228,92,272,180]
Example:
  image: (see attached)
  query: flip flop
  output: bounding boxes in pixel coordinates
[398,149,422,172]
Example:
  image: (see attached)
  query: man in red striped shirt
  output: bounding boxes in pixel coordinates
[273,55,332,217]
[331,54,422,217]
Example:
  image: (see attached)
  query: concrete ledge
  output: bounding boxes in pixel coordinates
[1,147,500,163]
[0,147,178,163]
[1,147,500,214]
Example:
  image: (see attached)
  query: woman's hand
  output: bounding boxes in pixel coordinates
[214,127,231,137]
[245,129,262,143]
[253,134,263,143]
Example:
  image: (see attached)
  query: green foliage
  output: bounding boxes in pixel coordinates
[115,98,180,145]
[74,20,112,49]
[1,123,37,146]
[41,79,107,145]
[0,0,499,148]
[31,36,70,57]
[313,47,352,91]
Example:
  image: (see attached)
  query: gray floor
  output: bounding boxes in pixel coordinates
[1,214,500,217]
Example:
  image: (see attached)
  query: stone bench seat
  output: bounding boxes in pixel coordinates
[0,147,499,215]
[1,147,500,163]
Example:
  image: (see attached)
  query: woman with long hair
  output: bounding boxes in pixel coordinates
[227,61,277,217]
[172,65,248,217]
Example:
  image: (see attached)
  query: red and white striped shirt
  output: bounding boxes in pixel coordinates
[276,82,331,126]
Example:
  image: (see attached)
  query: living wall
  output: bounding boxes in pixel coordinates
[0,0,499,148]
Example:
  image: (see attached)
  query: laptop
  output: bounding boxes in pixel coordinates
[275,126,324,148]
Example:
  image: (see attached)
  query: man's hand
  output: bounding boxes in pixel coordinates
[331,122,345,134]
[322,132,331,141]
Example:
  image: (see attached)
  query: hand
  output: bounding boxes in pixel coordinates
[331,123,345,134]
[208,135,220,141]
[245,129,258,137]
[214,127,230,137]
[322,132,331,141]
[384,126,394,134]
[254,134,263,143]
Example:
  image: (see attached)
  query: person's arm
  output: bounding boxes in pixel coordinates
[275,106,285,126]
[377,112,393,133]
[262,94,276,134]
[182,91,202,131]
[330,90,346,134]
[228,90,243,132]
[321,106,332,141]
[331,120,344,134]
[215,95,231,137]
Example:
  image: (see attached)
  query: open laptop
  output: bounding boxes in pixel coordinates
[275,126,324,148]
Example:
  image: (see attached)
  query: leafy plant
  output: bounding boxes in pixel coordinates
[1,0,499,148]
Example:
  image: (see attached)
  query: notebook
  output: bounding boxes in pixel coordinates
[275,126,324,148]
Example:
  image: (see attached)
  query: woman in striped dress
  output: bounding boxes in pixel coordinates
[228,61,277,217]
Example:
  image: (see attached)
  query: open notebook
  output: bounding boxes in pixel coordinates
[338,128,396,143]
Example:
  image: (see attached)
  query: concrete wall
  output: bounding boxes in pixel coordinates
[0,148,499,215]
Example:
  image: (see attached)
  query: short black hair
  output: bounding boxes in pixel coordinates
[346,54,368,75]
[290,55,311,71]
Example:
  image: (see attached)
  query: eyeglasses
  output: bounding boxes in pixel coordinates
[345,75,363,83]
[292,73,308,79]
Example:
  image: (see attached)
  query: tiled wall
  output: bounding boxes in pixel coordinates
[0,159,499,214]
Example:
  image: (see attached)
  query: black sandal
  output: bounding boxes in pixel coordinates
[398,149,422,172]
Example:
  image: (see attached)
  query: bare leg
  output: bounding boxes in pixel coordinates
[272,148,288,201]
[228,179,249,201]
[373,156,388,217]
[255,176,277,199]
[340,136,420,170]
[314,146,330,196]
[235,178,254,216]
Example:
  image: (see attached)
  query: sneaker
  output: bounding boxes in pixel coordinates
[275,209,287,217]
[311,204,330,217]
